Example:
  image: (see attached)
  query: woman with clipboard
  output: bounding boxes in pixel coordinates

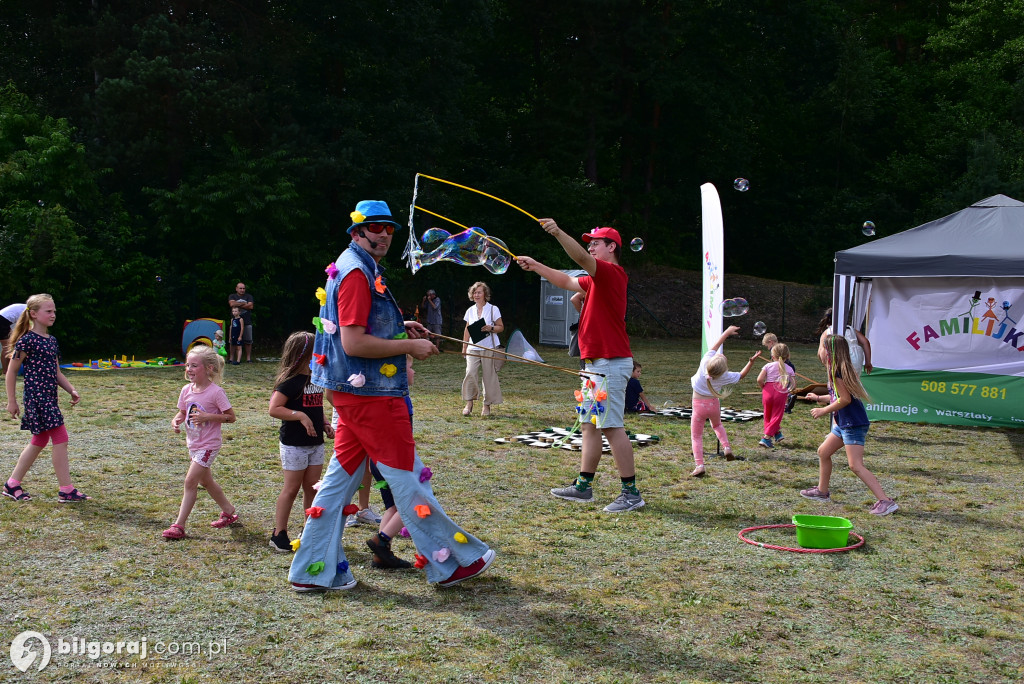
[461,282,504,417]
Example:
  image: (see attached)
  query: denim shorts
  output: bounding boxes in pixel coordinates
[831,423,869,446]
[581,357,632,430]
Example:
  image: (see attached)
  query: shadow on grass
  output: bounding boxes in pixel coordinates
[873,434,963,447]
[331,577,753,682]
[997,427,1024,462]
[887,507,1023,532]
[890,466,996,484]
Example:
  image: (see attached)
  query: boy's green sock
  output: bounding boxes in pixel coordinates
[575,472,595,491]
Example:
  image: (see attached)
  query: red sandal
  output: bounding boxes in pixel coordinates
[162,524,186,539]
[210,511,239,528]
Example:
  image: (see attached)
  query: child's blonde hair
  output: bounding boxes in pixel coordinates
[762,332,778,348]
[771,343,793,392]
[704,354,730,398]
[822,334,869,402]
[7,294,54,357]
[275,331,314,387]
[186,344,225,384]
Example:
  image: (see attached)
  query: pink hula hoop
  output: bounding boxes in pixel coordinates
[738,523,865,554]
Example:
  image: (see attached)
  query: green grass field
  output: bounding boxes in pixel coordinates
[2,338,1022,683]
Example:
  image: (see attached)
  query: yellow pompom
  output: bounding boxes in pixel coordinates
[453,532,468,543]
[380,363,397,378]
[590,415,598,425]
[290,538,301,551]
[350,210,366,224]
[315,287,327,306]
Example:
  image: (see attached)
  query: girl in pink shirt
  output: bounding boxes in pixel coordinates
[757,343,795,448]
[163,345,238,539]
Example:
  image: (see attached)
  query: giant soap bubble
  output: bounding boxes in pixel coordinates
[408,227,510,275]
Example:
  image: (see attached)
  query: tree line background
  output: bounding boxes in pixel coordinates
[2,0,1022,354]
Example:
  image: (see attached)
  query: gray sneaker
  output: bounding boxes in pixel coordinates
[550,482,593,501]
[603,491,645,513]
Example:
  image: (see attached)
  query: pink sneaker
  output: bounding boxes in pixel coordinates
[799,486,830,502]
[869,499,899,516]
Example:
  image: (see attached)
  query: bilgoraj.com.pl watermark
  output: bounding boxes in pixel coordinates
[9,630,228,673]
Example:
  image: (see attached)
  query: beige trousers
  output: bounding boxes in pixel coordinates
[461,348,503,405]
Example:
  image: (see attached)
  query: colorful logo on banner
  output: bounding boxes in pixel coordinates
[904,289,1023,352]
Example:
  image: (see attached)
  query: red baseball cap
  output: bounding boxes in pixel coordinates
[581,227,622,247]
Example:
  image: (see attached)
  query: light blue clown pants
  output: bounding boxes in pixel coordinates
[288,452,490,587]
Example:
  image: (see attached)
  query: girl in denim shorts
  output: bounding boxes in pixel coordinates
[267,332,334,551]
[801,334,898,516]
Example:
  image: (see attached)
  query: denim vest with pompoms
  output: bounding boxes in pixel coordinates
[311,242,408,397]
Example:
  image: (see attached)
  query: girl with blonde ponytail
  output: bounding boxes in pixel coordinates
[756,343,795,448]
[3,294,88,502]
[688,325,759,478]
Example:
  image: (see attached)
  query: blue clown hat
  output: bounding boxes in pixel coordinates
[348,200,402,234]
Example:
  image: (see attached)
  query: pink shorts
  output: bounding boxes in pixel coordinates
[189,448,219,468]
[31,425,69,447]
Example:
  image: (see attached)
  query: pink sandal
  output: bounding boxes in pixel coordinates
[210,511,239,528]
[162,524,186,539]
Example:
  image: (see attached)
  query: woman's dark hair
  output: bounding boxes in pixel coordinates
[814,307,833,338]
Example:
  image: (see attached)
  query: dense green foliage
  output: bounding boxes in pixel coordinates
[2,1,1023,351]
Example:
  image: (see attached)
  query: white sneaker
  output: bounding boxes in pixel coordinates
[344,515,358,528]
[355,506,382,525]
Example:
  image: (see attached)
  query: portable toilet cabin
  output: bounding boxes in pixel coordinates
[539,269,587,347]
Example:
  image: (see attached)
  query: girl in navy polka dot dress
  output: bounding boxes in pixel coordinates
[3,294,88,502]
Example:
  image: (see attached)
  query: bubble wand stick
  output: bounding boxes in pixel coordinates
[751,349,823,388]
[430,333,604,377]
[416,173,540,222]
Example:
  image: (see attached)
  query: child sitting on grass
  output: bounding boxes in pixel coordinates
[625,361,651,412]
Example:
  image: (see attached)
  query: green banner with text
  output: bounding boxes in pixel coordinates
[862,368,1021,428]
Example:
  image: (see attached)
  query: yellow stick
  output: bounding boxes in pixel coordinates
[417,173,540,222]
[413,205,519,259]
[414,205,470,231]
[441,350,588,378]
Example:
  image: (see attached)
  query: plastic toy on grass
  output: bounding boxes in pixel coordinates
[62,355,180,371]
[181,318,226,356]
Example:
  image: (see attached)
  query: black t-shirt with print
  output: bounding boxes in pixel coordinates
[275,374,325,446]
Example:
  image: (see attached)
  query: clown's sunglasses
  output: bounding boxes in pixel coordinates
[362,223,395,235]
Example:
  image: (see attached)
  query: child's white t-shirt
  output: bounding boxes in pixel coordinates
[691,349,742,396]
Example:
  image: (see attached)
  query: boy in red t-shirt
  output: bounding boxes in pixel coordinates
[517,222,644,513]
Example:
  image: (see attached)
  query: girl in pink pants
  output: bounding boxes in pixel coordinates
[757,343,795,448]
[689,326,759,478]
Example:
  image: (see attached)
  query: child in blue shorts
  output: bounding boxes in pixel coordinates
[800,334,898,516]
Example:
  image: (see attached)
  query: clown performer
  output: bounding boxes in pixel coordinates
[516,221,645,513]
[289,200,495,591]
